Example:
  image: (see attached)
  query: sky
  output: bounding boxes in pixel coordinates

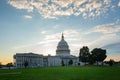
[0,0,120,64]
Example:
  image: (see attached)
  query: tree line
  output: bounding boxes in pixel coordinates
[79,46,107,65]
[0,62,13,69]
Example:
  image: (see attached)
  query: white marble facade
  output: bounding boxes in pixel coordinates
[14,53,43,68]
[14,34,78,68]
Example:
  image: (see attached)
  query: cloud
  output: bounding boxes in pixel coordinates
[23,15,32,19]
[118,1,120,6]
[8,0,34,12]
[53,25,59,29]
[88,34,120,49]
[8,0,116,19]
[102,42,120,61]
[42,29,79,41]
[93,24,120,34]
[103,42,120,50]
[41,30,52,34]
[103,42,120,60]
[85,23,120,34]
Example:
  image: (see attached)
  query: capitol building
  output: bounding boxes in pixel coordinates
[14,34,78,68]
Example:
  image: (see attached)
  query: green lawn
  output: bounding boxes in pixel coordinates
[0,66,120,80]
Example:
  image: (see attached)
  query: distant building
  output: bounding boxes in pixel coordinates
[14,53,43,68]
[14,33,78,68]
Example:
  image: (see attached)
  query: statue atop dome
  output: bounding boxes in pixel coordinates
[62,33,64,40]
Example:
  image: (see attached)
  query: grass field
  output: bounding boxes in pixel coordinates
[0,66,120,80]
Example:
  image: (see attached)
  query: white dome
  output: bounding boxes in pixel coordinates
[56,33,70,56]
[57,39,69,50]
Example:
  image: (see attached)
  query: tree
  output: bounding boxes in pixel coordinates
[88,55,96,65]
[91,48,107,65]
[0,62,2,68]
[79,46,90,64]
[109,59,114,66]
[78,63,80,66]
[6,62,13,69]
[68,59,73,66]
[61,60,65,66]
[24,61,28,68]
